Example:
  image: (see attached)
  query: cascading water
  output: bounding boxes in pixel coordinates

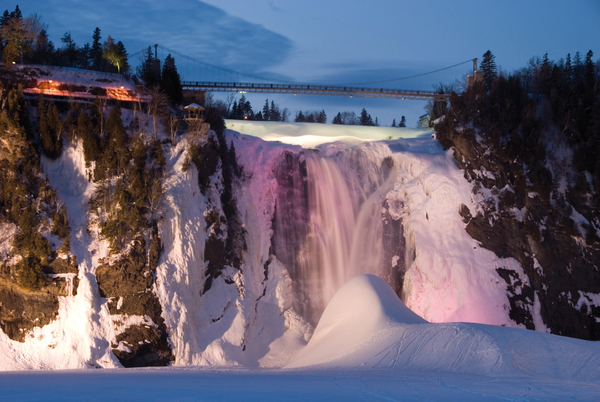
[273,148,406,325]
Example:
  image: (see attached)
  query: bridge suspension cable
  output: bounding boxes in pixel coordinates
[346,59,474,86]
[156,44,297,84]
[135,44,473,89]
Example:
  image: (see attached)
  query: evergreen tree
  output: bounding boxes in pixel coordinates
[538,52,552,95]
[565,53,572,85]
[116,41,129,73]
[107,103,127,149]
[360,108,374,126]
[270,100,281,121]
[481,50,498,90]
[140,46,159,86]
[78,43,91,68]
[39,97,63,160]
[333,112,343,124]
[237,95,253,119]
[61,31,78,67]
[391,118,396,127]
[295,111,305,122]
[0,8,25,64]
[77,110,100,166]
[584,50,595,91]
[316,110,327,123]
[91,27,102,70]
[230,100,238,119]
[262,99,270,121]
[30,28,54,65]
[399,116,406,127]
[0,10,10,27]
[102,35,127,73]
[6,84,32,138]
[2,41,19,66]
[160,54,183,105]
[11,5,22,19]
[573,51,583,87]
[63,103,79,144]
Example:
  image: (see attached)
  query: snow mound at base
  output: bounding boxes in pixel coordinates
[286,275,600,382]
[286,274,426,368]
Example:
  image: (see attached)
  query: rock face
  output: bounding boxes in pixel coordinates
[96,236,173,367]
[0,282,59,342]
[437,83,600,340]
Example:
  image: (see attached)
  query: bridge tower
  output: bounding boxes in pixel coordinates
[151,44,161,81]
[467,58,483,89]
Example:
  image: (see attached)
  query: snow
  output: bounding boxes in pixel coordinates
[1,274,599,400]
[13,64,142,102]
[1,120,596,399]
[287,275,600,381]
[575,291,600,313]
[1,367,599,401]
[226,119,431,147]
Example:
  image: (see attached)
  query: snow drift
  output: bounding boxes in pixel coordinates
[287,274,600,383]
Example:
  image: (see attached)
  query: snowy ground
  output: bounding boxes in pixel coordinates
[2,367,599,401]
[2,275,599,400]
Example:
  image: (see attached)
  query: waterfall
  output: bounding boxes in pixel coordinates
[273,149,405,325]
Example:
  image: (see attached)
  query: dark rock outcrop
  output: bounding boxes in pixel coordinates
[96,235,174,366]
[436,82,600,340]
[0,281,59,342]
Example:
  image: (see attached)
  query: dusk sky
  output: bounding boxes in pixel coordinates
[16,0,600,126]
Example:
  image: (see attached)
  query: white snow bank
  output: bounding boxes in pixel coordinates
[226,120,432,147]
[287,274,600,383]
[287,275,425,368]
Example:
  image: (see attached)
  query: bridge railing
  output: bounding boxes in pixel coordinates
[180,81,449,101]
[182,81,438,94]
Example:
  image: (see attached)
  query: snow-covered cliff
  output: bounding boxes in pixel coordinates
[0,119,534,369]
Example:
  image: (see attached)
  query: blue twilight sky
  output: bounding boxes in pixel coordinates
[11,0,600,126]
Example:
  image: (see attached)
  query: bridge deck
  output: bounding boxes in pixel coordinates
[181,81,449,101]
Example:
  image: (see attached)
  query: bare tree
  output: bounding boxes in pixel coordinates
[204,91,214,107]
[187,118,209,141]
[165,114,182,143]
[212,99,228,118]
[94,97,107,138]
[226,93,237,117]
[146,86,169,138]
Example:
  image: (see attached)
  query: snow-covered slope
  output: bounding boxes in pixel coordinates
[287,274,600,383]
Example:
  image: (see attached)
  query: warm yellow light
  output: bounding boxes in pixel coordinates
[49,80,53,83]
[120,86,124,90]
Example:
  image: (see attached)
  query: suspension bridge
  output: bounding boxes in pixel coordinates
[131,45,475,102]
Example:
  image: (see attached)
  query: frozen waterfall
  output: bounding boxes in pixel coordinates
[273,149,406,324]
